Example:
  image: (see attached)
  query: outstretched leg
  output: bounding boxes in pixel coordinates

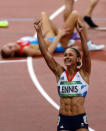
[64,0,74,21]
[61,10,88,48]
[85,0,99,17]
[60,10,104,51]
[41,12,58,38]
[83,0,99,28]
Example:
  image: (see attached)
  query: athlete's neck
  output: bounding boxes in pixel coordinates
[66,66,78,76]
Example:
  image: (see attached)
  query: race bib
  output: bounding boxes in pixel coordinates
[59,81,82,97]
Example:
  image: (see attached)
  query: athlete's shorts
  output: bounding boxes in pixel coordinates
[57,113,88,131]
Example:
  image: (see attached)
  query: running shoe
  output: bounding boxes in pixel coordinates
[87,42,104,51]
[83,16,98,28]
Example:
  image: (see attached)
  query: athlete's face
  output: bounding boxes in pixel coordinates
[1,43,18,57]
[64,48,77,67]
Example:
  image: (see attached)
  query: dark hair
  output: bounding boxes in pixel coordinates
[71,48,81,66]
[1,49,11,58]
[1,49,18,58]
[71,48,81,58]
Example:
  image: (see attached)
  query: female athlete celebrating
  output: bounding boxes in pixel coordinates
[34,13,91,131]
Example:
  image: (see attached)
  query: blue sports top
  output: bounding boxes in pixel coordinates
[57,71,89,97]
[18,36,65,53]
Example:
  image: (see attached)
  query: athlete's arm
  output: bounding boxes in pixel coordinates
[77,19,91,75]
[34,20,64,79]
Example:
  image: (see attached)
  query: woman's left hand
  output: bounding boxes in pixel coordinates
[76,19,84,32]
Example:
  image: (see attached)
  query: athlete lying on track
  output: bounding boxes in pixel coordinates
[0,4,104,58]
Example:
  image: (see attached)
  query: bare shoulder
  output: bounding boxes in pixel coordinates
[79,69,90,84]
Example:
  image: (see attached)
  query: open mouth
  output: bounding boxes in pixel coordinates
[64,58,72,65]
[65,58,71,62]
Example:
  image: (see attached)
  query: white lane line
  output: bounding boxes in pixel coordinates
[27,57,95,131]
[0,18,34,21]
[49,5,65,20]
[0,59,27,64]
[27,57,59,110]
[1,17,106,22]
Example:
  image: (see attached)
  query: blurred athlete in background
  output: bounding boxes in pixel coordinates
[64,0,99,28]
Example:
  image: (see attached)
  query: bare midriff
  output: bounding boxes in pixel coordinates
[59,96,85,116]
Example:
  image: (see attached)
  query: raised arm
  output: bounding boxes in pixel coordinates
[34,20,64,80]
[76,19,91,75]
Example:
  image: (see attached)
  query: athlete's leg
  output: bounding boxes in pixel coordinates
[60,10,102,51]
[41,12,58,38]
[83,0,99,28]
[61,10,104,51]
[85,0,99,17]
[49,19,59,35]
[60,10,88,48]
[61,1,104,50]
[64,0,74,22]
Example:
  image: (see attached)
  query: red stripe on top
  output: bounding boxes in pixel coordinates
[65,70,78,81]
[17,41,30,54]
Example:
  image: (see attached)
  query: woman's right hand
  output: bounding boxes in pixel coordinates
[34,18,42,32]
[76,19,84,33]
[34,18,47,38]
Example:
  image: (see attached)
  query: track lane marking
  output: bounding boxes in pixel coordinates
[0,59,27,63]
[27,57,59,110]
[1,17,106,22]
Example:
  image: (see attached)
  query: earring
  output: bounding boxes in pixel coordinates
[77,62,81,66]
